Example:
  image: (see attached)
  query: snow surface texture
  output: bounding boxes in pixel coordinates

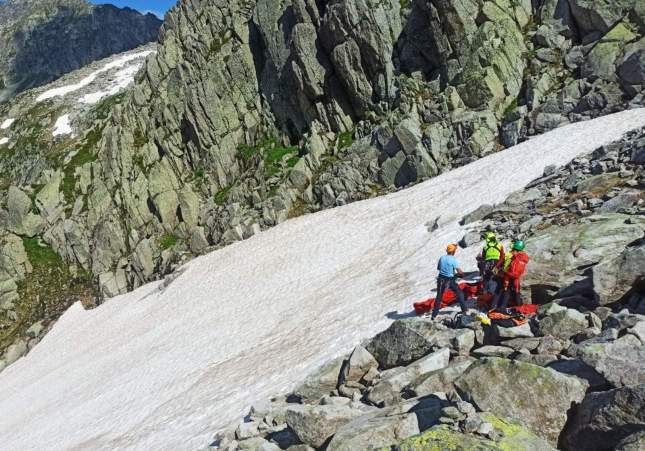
[0,137,8,145]
[0,118,14,129]
[36,50,154,103]
[1,110,645,450]
[52,114,73,137]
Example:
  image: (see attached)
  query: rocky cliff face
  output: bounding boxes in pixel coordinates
[0,0,161,101]
[75,0,643,298]
[0,45,155,364]
[0,0,644,365]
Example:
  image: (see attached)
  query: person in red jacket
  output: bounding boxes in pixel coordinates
[490,240,529,312]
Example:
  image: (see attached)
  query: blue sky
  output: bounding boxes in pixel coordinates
[90,1,177,18]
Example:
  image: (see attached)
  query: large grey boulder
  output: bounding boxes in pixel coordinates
[471,346,515,358]
[340,345,378,384]
[404,358,475,399]
[292,356,344,402]
[366,348,450,407]
[284,404,368,448]
[0,234,32,280]
[366,318,435,368]
[365,319,465,368]
[581,22,637,80]
[567,0,639,36]
[561,384,645,451]
[598,190,642,214]
[538,307,589,340]
[496,322,534,339]
[547,358,609,390]
[455,358,588,445]
[525,215,645,301]
[394,413,556,450]
[327,396,444,451]
[503,337,541,351]
[327,410,419,451]
[592,241,644,305]
[619,44,645,87]
[6,186,43,237]
[568,334,645,387]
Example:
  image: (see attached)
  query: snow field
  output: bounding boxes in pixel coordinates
[1,118,15,129]
[0,110,644,450]
[52,114,73,137]
[36,50,154,102]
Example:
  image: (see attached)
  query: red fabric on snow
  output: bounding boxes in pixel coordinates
[413,283,478,315]
[413,281,537,316]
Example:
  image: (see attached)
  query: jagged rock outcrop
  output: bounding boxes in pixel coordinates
[0,0,161,101]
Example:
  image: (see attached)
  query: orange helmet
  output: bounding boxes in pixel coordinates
[446,244,458,254]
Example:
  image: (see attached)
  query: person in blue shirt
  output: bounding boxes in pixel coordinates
[432,243,467,319]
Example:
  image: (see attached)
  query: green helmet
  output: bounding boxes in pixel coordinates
[512,240,525,251]
[483,231,496,241]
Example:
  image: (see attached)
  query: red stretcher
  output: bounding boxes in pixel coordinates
[413,282,538,316]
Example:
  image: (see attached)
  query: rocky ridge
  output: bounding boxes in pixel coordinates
[209,130,645,451]
[0,0,161,101]
[0,45,155,368]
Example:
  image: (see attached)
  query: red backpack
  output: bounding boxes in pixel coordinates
[506,251,529,280]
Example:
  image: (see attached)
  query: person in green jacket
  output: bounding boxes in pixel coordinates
[477,231,505,296]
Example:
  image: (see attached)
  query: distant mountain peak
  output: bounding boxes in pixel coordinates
[0,0,161,102]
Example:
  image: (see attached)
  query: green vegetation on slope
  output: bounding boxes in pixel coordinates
[0,238,94,352]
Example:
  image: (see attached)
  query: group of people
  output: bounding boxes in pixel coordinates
[431,230,530,320]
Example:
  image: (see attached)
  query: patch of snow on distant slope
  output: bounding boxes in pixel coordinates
[0,110,644,451]
[36,50,154,102]
[0,137,9,145]
[1,118,14,129]
[52,114,72,136]
[79,64,144,104]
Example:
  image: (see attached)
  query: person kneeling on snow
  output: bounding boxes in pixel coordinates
[432,244,467,320]
[490,240,529,312]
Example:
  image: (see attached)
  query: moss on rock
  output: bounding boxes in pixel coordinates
[393,414,555,450]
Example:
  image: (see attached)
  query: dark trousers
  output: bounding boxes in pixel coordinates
[433,276,467,318]
[491,280,520,311]
[481,260,498,294]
